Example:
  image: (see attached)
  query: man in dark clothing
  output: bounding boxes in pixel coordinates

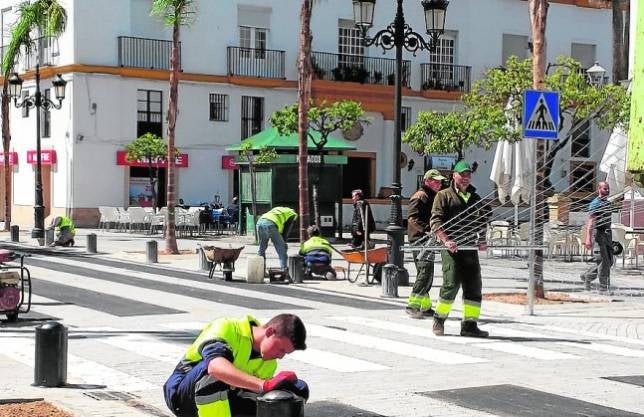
[581,181,613,292]
[430,160,490,338]
[406,169,446,319]
[350,189,375,249]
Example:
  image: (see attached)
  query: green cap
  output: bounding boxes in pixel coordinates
[423,169,447,181]
[453,160,472,173]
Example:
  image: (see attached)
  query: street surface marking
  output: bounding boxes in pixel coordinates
[530,324,644,347]
[333,317,578,360]
[162,322,388,372]
[1,337,155,391]
[307,324,487,364]
[86,327,185,364]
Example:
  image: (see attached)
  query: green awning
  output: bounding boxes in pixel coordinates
[226,127,357,152]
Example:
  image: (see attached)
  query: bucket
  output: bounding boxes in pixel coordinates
[247,255,265,284]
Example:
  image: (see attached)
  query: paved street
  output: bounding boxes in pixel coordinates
[2,229,644,417]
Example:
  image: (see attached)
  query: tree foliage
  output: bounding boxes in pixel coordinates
[270,100,369,149]
[125,133,171,162]
[150,0,195,26]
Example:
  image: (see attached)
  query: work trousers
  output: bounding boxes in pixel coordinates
[583,229,612,290]
[257,218,288,269]
[435,250,482,321]
[53,228,75,246]
[164,362,257,417]
[407,251,435,311]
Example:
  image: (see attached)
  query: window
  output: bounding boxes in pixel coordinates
[401,106,411,131]
[1,7,12,50]
[569,161,595,193]
[21,90,29,118]
[426,33,456,88]
[570,119,590,158]
[137,89,163,137]
[571,43,596,69]
[338,19,364,67]
[501,34,530,65]
[41,89,50,138]
[209,93,229,121]
[241,96,263,140]
[239,26,267,59]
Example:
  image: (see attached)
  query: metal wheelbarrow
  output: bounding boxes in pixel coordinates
[201,244,245,281]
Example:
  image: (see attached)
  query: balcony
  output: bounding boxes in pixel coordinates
[420,63,471,93]
[118,36,180,71]
[23,36,59,70]
[227,46,286,79]
[311,51,411,87]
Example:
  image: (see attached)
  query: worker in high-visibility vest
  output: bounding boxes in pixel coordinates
[257,207,297,270]
[48,215,76,247]
[164,314,308,417]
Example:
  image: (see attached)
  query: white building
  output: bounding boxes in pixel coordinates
[0,0,613,227]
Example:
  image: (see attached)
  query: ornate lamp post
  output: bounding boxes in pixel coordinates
[353,0,448,297]
[8,68,66,243]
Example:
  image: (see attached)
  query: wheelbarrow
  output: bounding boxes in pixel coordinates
[335,246,387,284]
[201,244,245,281]
[0,249,32,322]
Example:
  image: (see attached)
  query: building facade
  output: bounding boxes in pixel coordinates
[0,0,613,226]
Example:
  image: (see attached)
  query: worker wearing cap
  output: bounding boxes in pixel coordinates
[406,169,446,319]
[430,160,490,337]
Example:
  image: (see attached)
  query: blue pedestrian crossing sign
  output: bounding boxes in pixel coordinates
[522,90,560,140]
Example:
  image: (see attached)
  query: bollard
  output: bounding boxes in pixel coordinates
[381,264,399,298]
[34,321,68,387]
[146,240,158,264]
[10,225,19,242]
[288,255,305,284]
[45,228,55,246]
[197,246,212,272]
[86,233,97,254]
[256,390,304,417]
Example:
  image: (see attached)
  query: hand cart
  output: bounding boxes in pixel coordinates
[0,249,31,322]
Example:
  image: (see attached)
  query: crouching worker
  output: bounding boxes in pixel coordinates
[164,314,308,417]
[48,216,76,247]
[299,225,336,279]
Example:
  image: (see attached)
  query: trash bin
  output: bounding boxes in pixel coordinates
[288,255,305,284]
[34,321,67,387]
[256,390,304,417]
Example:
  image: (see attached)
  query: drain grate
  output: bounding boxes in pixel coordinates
[83,391,139,401]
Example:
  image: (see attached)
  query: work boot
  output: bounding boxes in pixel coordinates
[460,321,489,338]
[432,317,445,336]
[406,307,434,319]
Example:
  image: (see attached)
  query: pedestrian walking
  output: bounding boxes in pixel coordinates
[430,160,490,338]
[257,206,297,271]
[406,169,446,319]
[581,181,613,292]
[350,189,375,249]
[163,314,308,417]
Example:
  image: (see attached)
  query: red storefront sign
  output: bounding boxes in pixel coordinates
[0,152,18,166]
[116,150,189,168]
[221,155,238,170]
[27,150,57,165]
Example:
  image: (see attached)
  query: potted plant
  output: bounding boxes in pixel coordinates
[312,61,326,80]
[387,73,395,85]
[332,66,344,81]
[373,71,383,84]
[355,67,369,84]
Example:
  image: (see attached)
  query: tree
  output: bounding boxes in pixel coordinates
[125,133,178,209]
[151,0,195,254]
[238,143,278,241]
[612,0,629,83]
[270,100,368,228]
[1,0,67,230]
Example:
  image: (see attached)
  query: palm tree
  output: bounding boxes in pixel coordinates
[1,0,66,231]
[151,0,195,254]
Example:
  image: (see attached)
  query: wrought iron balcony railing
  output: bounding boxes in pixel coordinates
[227,46,286,79]
[23,36,59,70]
[311,51,411,87]
[420,63,471,93]
[118,36,180,71]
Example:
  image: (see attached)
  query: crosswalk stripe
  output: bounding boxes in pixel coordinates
[86,327,185,364]
[533,324,644,347]
[332,316,578,360]
[485,325,644,358]
[161,322,388,372]
[307,324,486,364]
[1,337,156,392]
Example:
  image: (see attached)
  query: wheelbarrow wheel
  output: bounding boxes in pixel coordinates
[5,311,18,322]
[223,270,233,281]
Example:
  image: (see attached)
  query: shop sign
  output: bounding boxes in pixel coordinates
[0,152,18,166]
[221,155,239,170]
[27,150,57,165]
[116,150,189,168]
[431,156,456,170]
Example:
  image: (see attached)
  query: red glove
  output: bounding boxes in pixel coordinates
[262,371,297,393]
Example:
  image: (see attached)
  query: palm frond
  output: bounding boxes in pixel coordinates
[151,0,196,27]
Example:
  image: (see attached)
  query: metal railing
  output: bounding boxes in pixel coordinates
[118,36,180,71]
[420,63,471,93]
[24,36,59,70]
[227,46,285,79]
[311,51,411,87]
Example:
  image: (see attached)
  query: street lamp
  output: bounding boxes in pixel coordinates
[8,68,66,243]
[353,0,448,297]
[586,61,607,87]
